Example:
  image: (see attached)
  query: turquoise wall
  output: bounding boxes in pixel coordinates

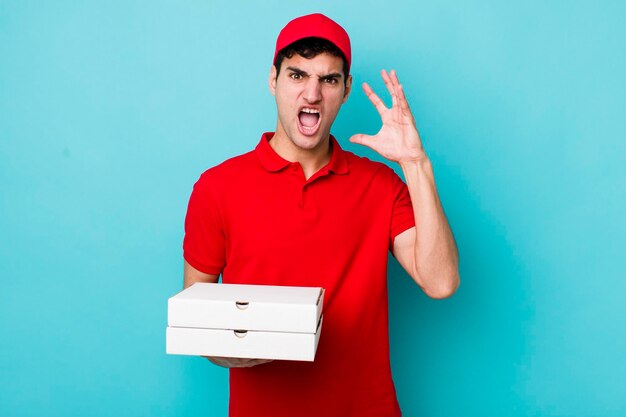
[1,1,625,416]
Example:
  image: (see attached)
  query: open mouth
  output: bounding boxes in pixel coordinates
[297,108,321,136]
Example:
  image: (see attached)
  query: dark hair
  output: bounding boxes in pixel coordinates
[274,37,349,85]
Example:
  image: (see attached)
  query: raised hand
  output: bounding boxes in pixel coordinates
[350,70,426,164]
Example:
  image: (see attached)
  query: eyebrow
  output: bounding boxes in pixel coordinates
[285,66,343,80]
[320,72,343,80]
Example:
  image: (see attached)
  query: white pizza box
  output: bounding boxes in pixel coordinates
[167,282,324,333]
[166,315,323,361]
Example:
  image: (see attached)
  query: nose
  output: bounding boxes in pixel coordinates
[302,78,322,103]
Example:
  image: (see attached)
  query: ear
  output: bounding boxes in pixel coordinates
[269,65,277,96]
[342,74,353,104]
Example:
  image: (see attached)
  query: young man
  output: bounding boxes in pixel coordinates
[183,13,459,417]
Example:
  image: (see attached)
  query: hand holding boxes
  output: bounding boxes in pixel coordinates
[166,283,324,361]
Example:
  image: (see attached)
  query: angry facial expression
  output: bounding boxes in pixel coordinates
[269,52,352,152]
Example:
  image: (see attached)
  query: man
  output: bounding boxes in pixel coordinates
[183,13,459,417]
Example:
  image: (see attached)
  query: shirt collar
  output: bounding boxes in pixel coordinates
[255,132,348,175]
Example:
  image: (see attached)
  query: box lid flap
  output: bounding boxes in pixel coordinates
[168,283,324,333]
[171,282,322,304]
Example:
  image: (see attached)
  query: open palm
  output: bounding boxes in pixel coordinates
[350,70,426,164]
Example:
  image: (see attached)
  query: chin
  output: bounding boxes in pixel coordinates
[291,134,327,151]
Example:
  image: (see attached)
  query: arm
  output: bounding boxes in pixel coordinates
[183,260,218,288]
[183,261,273,367]
[392,161,460,298]
[350,70,459,298]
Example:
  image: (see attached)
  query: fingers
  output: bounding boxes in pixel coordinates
[381,70,398,109]
[363,69,415,123]
[390,71,409,111]
[239,358,273,367]
[205,356,273,368]
[362,82,387,116]
[388,70,415,124]
[396,83,415,124]
[382,69,405,122]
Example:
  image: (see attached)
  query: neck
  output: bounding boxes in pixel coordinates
[269,131,332,180]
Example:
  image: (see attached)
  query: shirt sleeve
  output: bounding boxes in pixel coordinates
[182,172,226,275]
[389,169,415,251]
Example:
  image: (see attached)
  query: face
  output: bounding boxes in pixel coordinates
[269,52,352,152]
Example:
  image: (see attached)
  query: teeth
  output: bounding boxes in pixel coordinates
[301,108,320,114]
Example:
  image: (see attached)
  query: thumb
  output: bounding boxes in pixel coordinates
[349,133,375,148]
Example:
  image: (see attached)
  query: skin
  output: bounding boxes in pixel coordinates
[184,53,460,367]
[350,70,460,298]
[268,52,352,180]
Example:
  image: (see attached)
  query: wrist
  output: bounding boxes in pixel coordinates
[398,153,430,169]
[399,156,435,186]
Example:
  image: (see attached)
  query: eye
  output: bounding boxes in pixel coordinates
[323,77,339,85]
[289,73,302,80]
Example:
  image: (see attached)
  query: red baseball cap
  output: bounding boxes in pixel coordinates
[273,13,351,72]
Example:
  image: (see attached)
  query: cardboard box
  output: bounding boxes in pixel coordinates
[166,317,323,361]
[166,283,324,361]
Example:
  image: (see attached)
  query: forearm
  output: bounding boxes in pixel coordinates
[183,260,219,288]
[400,157,459,298]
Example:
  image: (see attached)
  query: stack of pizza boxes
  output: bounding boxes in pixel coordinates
[166,283,324,361]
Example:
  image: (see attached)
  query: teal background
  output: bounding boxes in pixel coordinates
[1,1,625,416]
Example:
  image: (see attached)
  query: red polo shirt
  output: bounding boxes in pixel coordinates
[183,132,415,417]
